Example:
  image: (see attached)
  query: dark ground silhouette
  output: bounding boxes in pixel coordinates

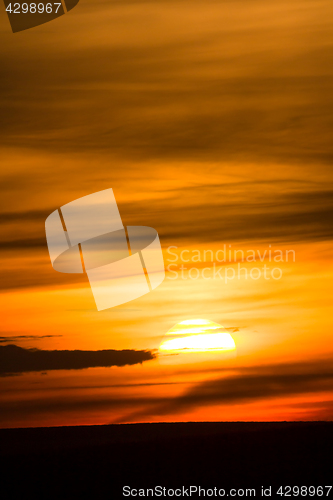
[1,422,332,499]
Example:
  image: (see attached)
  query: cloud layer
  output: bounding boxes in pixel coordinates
[117,357,333,421]
[1,0,333,163]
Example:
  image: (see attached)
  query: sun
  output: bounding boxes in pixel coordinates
[159,319,236,353]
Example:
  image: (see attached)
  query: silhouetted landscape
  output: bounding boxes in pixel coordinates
[1,422,332,499]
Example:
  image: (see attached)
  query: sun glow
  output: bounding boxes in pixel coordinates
[159,319,236,353]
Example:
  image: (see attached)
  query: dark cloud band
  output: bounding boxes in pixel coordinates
[0,344,155,376]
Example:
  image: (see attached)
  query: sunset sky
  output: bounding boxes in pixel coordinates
[1,0,333,428]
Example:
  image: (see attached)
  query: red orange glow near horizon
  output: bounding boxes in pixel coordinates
[1,0,333,428]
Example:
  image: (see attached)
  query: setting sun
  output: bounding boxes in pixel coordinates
[159,319,236,353]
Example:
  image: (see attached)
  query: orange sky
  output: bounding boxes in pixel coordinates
[1,0,333,428]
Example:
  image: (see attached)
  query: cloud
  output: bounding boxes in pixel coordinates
[0,0,333,303]
[0,210,47,224]
[0,335,62,344]
[137,187,333,244]
[0,0,333,164]
[2,356,333,425]
[1,187,333,250]
[0,184,332,292]
[0,344,155,376]
[119,357,333,421]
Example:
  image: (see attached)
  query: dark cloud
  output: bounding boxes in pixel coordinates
[0,237,46,251]
[0,335,62,344]
[0,344,155,376]
[0,210,47,224]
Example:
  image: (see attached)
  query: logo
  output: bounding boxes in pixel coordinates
[45,188,165,310]
[3,0,79,33]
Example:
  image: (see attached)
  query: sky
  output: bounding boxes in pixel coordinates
[0,0,333,428]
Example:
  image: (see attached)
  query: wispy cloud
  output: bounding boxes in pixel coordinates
[0,0,333,163]
[2,356,333,425]
[118,357,333,421]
